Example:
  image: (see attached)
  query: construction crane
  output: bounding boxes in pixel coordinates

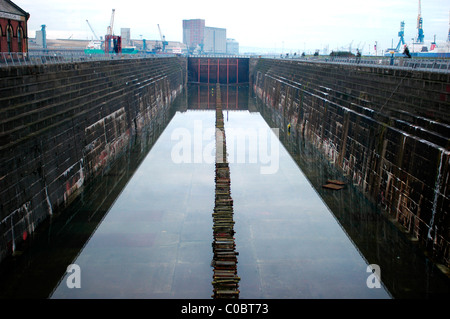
[107,9,115,36]
[104,9,121,54]
[448,11,450,42]
[157,24,168,52]
[395,21,406,51]
[86,20,98,40]
[416,0,424,43]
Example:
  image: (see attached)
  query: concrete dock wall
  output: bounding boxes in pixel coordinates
[251,58,449,268]
[0,57,186,263]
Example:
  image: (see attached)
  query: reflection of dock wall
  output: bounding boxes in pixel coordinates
[251,58,450,268]
[0,57,187,264]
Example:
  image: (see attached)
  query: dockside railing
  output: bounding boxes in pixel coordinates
[262,55,450,73]
[0,51,177,68]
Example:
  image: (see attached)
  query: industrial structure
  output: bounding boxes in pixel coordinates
[0,0,29,54]
[104,8,121,54]
[416,0,424,44]
[157,24,168,52]
[396,21,405,52]
[385,1,450,57]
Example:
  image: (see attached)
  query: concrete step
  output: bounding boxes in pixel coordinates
[0,61,179,136]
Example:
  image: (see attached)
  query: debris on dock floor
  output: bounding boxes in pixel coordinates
[322,179,346,190]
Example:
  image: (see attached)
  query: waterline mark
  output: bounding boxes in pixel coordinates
[170,120,279,174]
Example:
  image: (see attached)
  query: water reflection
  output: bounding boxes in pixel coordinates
[252,90,450,299]
[187,84,248,111]
[0,94,180,298]
[0,84,447,299]
[223,112,390,298]
[50,103,216,298]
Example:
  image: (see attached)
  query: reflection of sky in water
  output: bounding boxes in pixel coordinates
[225,111,390,299]
[52,111,216,298]
[52,109,390,299]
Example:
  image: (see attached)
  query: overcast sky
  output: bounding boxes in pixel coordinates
[13,0,450,54]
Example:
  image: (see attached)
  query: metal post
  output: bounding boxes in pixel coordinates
[217,58,220,83]
[236,85,238,109]
[208,58,210,84]
[236,59,239,84]
[227,58,229,84]
[227,84,229,110]
[198,58,200,83]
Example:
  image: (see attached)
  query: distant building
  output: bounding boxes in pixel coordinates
[204,27,226,54]
[35,30,43,47]
[35,25,46,48]
[121,28,131,47]
[183,19,232,54]
[226,38,239,55]
[0,0,30,53]
[182,19,205,53]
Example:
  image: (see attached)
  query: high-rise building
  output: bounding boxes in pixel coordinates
[204,27,226,54]
[182,19,205,53]
[121,28,131,47]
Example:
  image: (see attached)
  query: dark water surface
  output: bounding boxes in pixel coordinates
[0,84,448,299]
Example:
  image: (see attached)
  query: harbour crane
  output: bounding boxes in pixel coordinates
[416,0,424,43]
[395,21,406,51]
[158,24,168,52]
[448,11,450,42]
[104,9,121,54]
[86,20,99,40]
[107,9,115,36]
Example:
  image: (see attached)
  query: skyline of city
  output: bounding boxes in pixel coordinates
[12,0,450,54]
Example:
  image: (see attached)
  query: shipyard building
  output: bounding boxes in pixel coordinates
[0,0,29,54]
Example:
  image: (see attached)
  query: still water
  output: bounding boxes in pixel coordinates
[1,84,448,299]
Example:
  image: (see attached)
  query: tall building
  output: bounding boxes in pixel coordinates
[226,38,239,55]
[204,27,226,54]
[121,28,131,47]
[182,19,205,53]
[183,19,230,54]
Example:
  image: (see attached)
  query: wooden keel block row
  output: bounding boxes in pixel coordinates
[212,84,239,299]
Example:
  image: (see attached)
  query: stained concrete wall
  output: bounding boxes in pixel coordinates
[251,58,449,268]
[0,57,186,263]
